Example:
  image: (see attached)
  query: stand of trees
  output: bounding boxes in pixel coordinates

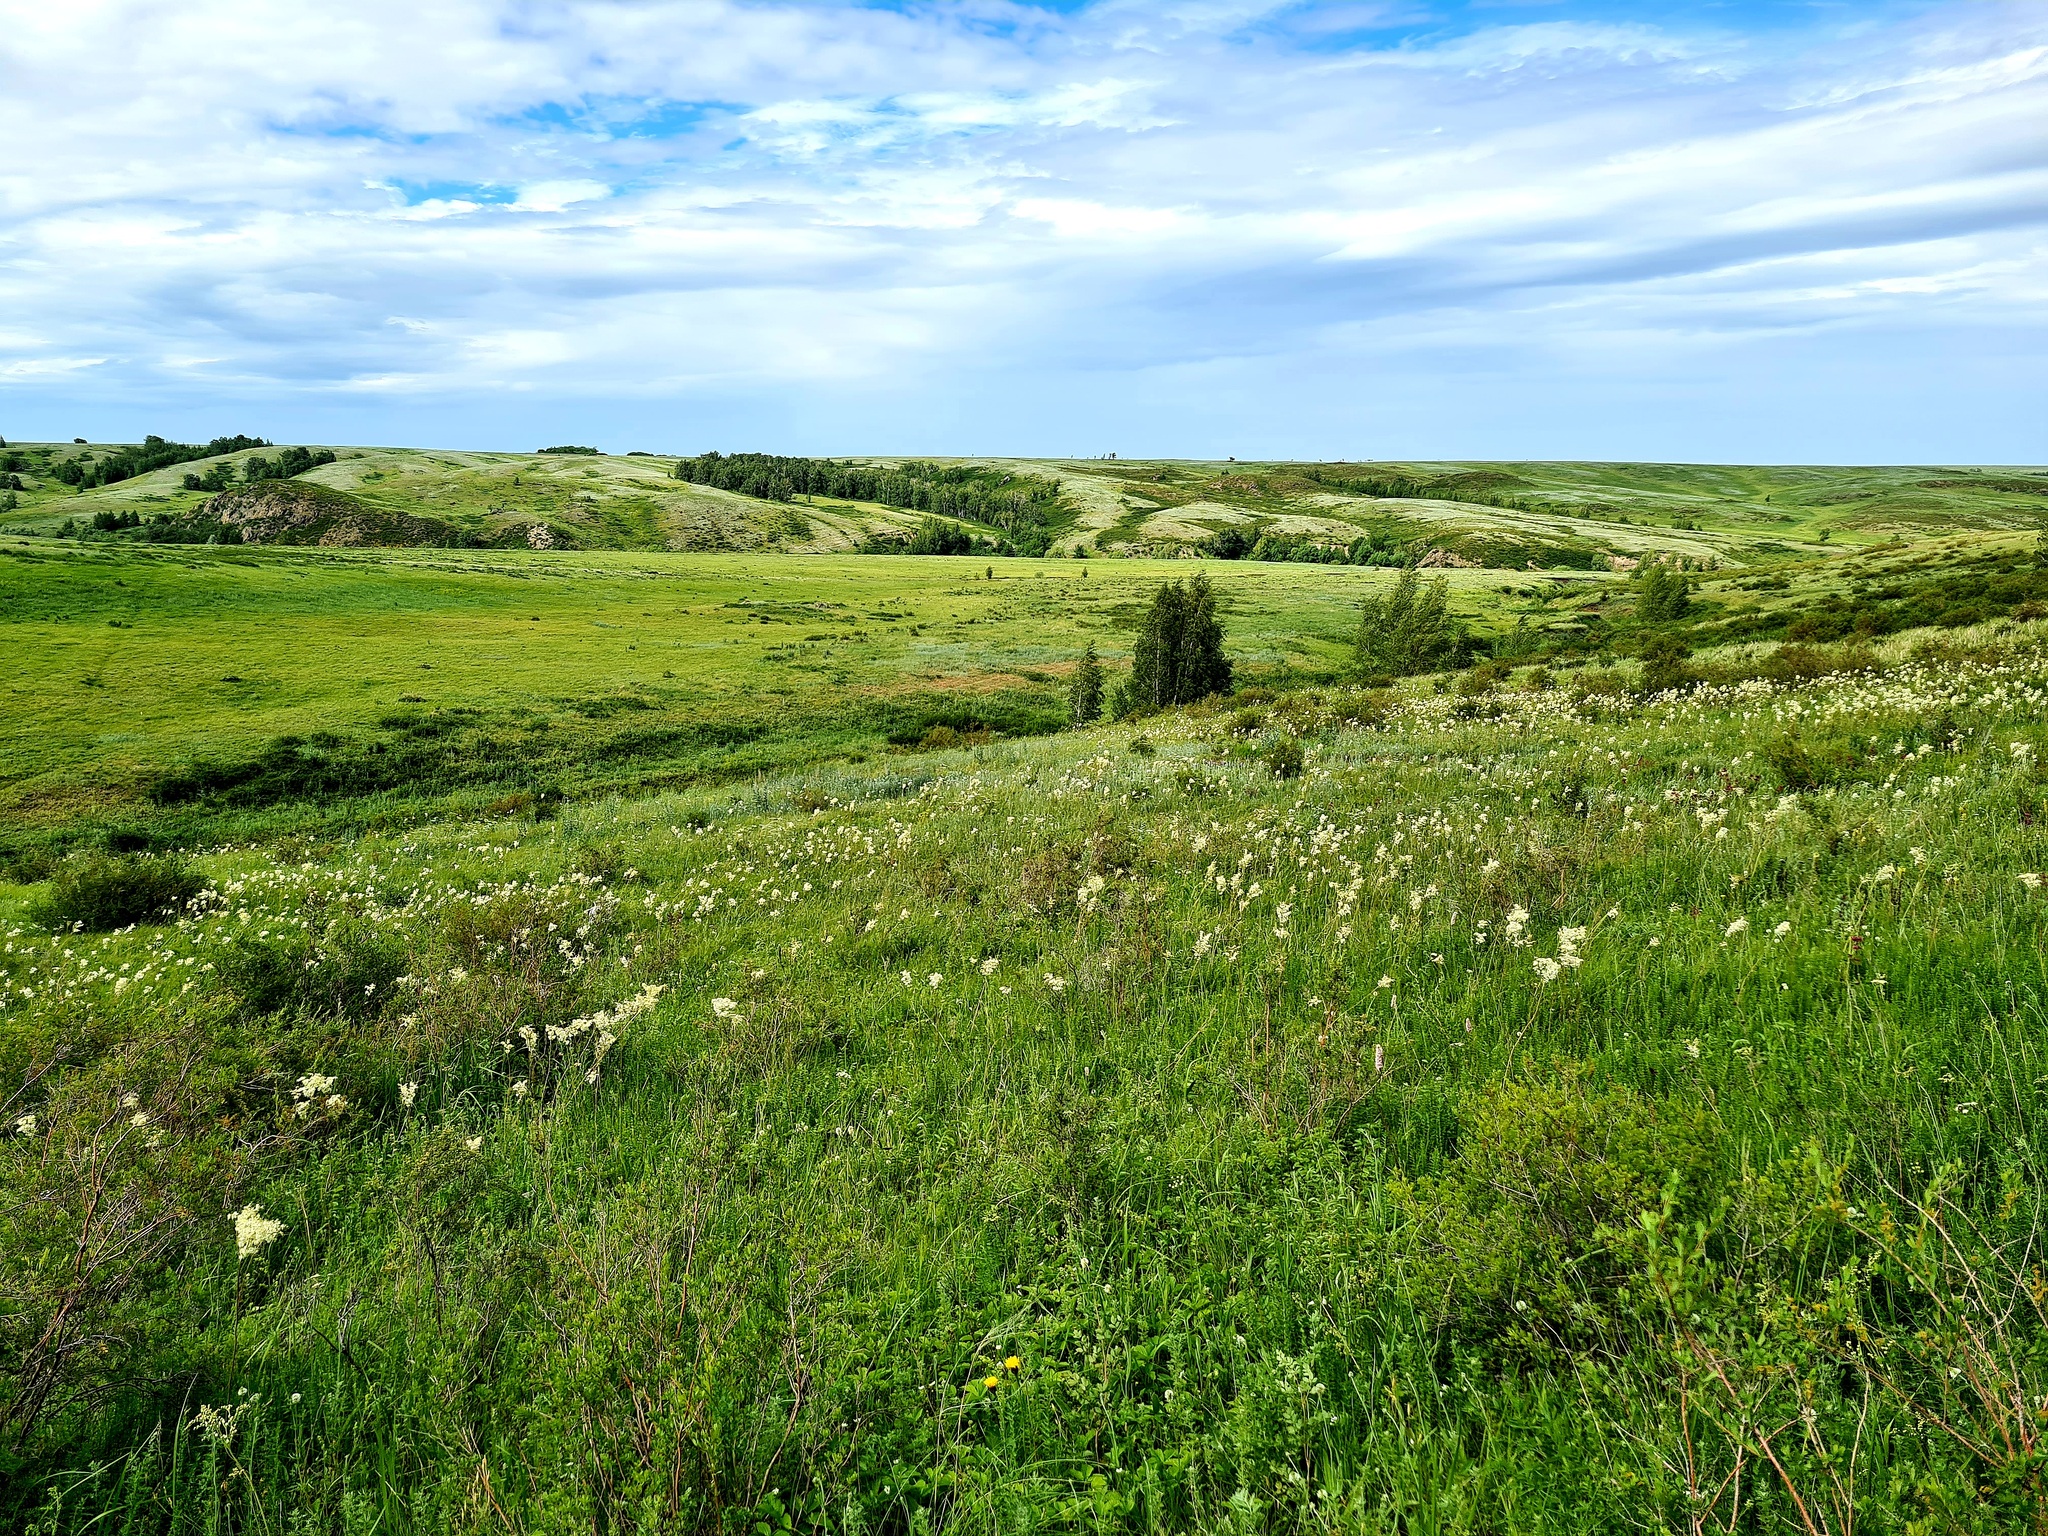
[54,434,270,489]
[676,452,1071,556]
[1205,525,1411,567]
[1356,565,1462,677]
[240,447,337,483]
[1116,572,1232,715]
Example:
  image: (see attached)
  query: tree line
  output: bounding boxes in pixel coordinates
[49,434,270,489]
[675,452,1071,556]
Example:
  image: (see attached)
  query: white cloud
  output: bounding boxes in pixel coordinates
[0,0,2041,459]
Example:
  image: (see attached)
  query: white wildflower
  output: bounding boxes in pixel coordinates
[233,1204,286,1260]
[711,997,740,1019]
[979,957,1000,976]
[1724,917,1749,938]
[13,1114,36,1136]
[398,1082,418,1109]
[1532,957,1563,983]
[1772,921,1792,940]
[293,1073,335,1101]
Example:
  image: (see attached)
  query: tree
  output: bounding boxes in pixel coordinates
[1637,562,1691,624]
[1069,643,1104,726]
[1128,572,1231,711]
[1355,564,1456,677]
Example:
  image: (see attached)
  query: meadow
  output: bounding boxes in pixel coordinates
[6,455,2048,1533]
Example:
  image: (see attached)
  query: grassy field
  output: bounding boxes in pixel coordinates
[8,441,2044,563]
[7,463,2048,1533]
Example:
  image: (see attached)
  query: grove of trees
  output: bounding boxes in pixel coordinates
[677,452,1070,557]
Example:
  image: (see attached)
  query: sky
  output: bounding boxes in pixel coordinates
[1,0,2043,463]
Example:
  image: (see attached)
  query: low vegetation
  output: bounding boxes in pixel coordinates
[5,446,2048,1531]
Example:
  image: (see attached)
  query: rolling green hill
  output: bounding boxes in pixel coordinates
[8,439,2044,567]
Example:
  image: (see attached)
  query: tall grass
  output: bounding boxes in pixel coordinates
[5,645,2048,1531]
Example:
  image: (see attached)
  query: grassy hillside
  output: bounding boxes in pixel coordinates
[8,452,2048,1531]
[9,440,2045,566]
[6,622,2048,1531]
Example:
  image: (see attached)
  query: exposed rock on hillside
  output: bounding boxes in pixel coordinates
[204,480,477,547]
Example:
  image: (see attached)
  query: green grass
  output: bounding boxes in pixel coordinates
[0,538,1456,858]
[8,476,2048,1532]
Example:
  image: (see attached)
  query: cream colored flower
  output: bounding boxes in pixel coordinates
[233,1204,286,1260]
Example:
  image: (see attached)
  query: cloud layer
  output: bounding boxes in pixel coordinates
[2,0,2043,459]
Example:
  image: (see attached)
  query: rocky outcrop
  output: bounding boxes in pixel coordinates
[203,481,466,547]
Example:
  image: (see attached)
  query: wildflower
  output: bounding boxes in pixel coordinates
[1772,920,1792,939]
[130,1110,151,1128]
[1193,931,1214,958]
[1684,1038,1702,1059]
[711,997,740,1019]
[464,1136,482,1153]
[1556,926,1588,968]
[233,1205,287,1260]
[1004,1356,1021,1371]
[2022,874,2043,890]
[293,1073,336,1101]
[398,1082,418,1109]
[323,1094,348,1116]
[121,1092,140,1109]
[984,1375,1001,1390]
[448,966,469,983]
[1373,1043,1385,1074]
[511,1080,529,1099]
[928,972,943,988]
[1724,917,1749,938]
[979,957,1000,976]
[1044,974,1067,993]
[13,1114,36,1136]
[1503,906,1530,946]
[899,970,913,987]
[1532,957,1563,983]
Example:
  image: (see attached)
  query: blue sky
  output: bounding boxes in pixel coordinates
[1,0,2042,462]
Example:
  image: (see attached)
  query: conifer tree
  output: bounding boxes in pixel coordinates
[1069,643,1104,726]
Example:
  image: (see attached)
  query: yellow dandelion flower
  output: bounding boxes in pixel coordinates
[1004,1356,1021,1371]
[984,1375,1001,1390]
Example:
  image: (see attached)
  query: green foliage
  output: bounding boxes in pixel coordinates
[539,445,602,455]
[1068,641,1104,725]
[26,851,204,932]
[1354,564,1457,677]
[1388,1072,1724,1352]
[1636,561,1692,623]
[1638,633,1696,694]
[7,638,2048,1529]
[240,446,336,483]
[1128,570,1232,710]
[676,452,1072,555]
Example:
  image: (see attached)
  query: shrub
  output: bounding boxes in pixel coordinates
[1265,737,1304,779]
[1388,1071,1724,1353]
[217,915,403,1021]
[28,853,205,932]
[1356,565,1458,677]
[1637,634,1695,694]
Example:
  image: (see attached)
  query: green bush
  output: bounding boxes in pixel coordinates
[217,915,404,1021]
[27,852,205,932]
[1264,737,1304,778]
[1389,1072,1725,1353]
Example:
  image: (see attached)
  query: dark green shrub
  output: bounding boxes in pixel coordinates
[217,915,403,1021]
[1637,635,1695,694]
[1265,738,1304,779]
[28,853,205,932]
